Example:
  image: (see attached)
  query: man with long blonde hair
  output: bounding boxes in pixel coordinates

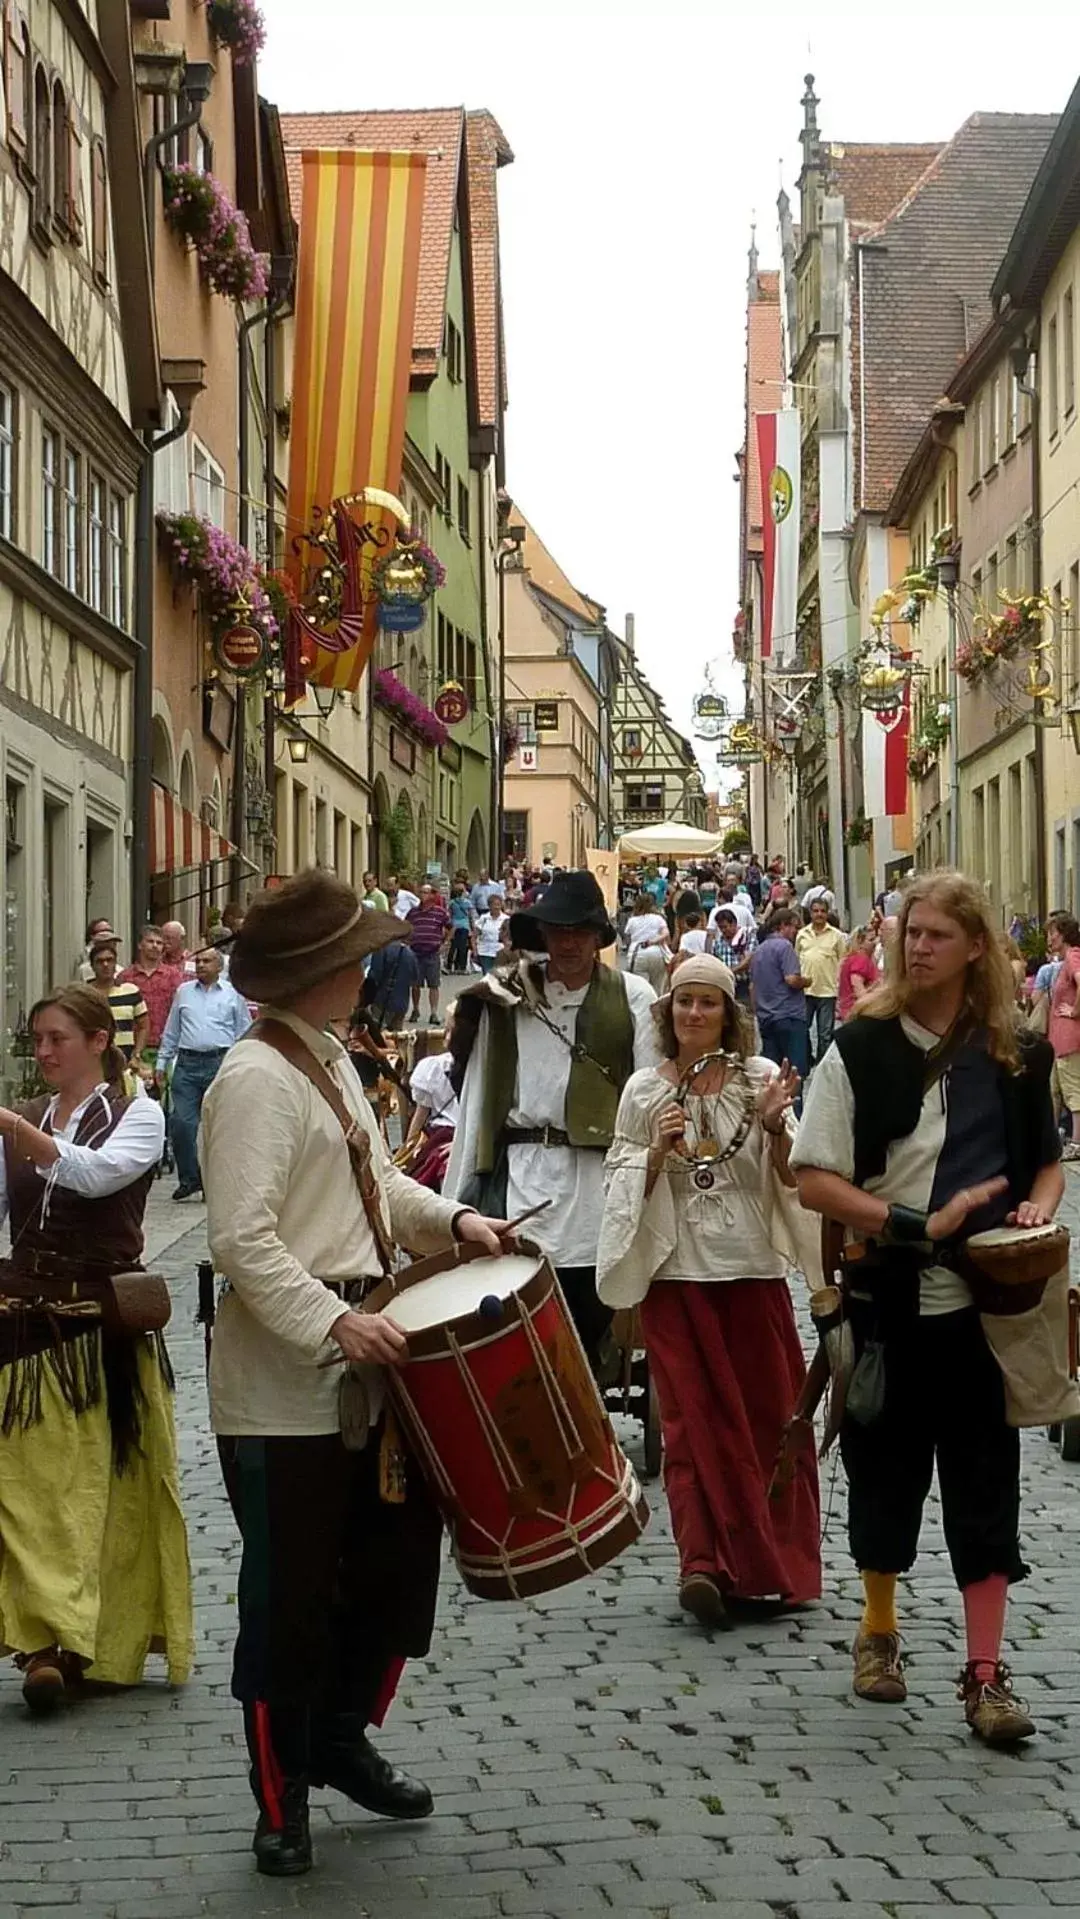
[791,870,1062,1745]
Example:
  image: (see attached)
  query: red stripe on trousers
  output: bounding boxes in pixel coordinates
[253,1700,285,1830]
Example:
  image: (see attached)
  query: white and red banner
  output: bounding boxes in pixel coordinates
[862,684,910,819]
[756,409,800,662]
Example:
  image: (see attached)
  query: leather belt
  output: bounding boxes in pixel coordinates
[504,1125,605,1151]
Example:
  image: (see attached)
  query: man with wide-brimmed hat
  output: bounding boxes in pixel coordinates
[199,869,508,1879]
[445,868,662,1371]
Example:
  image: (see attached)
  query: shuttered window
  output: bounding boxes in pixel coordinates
[90,137,107,284]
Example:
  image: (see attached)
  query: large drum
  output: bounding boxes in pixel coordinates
[368,1243,649,1599]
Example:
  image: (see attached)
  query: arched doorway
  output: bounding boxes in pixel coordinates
[151,716,174,793]
[417,803,428,876]
[387,788,414,880]
[465,809,486,880]
[179,752,196,816]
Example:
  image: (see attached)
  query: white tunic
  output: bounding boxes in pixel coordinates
[597,1062,822,1307]
[446,968,662,1268]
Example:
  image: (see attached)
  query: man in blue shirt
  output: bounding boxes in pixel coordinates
[749,907,810,1088]
[156,946,253,1200]
[470,870,495,915]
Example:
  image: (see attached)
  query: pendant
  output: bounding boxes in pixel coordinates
[694,1136,720,1161]
[693,1167,716,1191]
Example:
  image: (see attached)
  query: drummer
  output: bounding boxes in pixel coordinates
[445,869,662,1373]
[199,869,509,1879]
[791,870,1062,1744]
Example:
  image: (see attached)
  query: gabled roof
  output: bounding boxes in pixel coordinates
[857,112,1058,512]
[993,76,1080,312]
[279,107,466,375]
[509,500,602,627]
[827,141,945,230]
[465,110,513,431]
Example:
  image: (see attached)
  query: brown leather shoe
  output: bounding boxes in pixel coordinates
[679,1574,731,1629]
[958,1662,1035,1744]
[18,1649,65,1715]
[852,1629,906,1702]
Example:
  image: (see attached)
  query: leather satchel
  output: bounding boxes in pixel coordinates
[0,1258,171,1334]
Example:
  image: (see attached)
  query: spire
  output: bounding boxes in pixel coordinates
[747,220,759,302]
[798,72,821,184]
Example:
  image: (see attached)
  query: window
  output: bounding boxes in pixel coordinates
[3,7,29,155]
[192,440,225,526]
[107,490,125,626]
[0,382,14,540]
[88,471,104,610]
[625,782,663,816]
[60,92,82,239]
[436,608,449,681]
[1065,286,1076,419]
[32,63,50,234]
[987,373,1000,468]
[434,448,451,521]
[444,315,463,384]
[61,446,79,591]
[515,705,537,745]
[193,128,214,176]
[971,564,982,610]
[90,137,107,284]
[153,392,188,513]
[457,477,470,545]
[465,637,477,703]
[970,394,983,482]
[624,726,642,756]
[1004,532,1017,595]
[1048,312,1060,438]
[1006,368,1019,448]
[41,425,57,574]
[986,549,999,610]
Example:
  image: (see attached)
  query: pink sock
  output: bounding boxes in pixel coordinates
[962,1573,1009,1683]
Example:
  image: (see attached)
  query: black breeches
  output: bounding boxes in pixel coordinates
[840,1304,1026,1590]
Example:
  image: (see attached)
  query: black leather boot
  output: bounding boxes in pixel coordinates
[309,1713,433,1819]
[243,1702,313,1876]
[252,1776,312,1877]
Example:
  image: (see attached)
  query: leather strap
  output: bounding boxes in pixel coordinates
[252,1018,395,1278]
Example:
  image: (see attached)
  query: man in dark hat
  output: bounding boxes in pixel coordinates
[199,869,509,1879]
[445,869,662,1371]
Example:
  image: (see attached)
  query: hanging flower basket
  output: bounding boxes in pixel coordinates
[205,0,267,62]
[373,668,448,748]
[156,511,277,653]
[844,808,872,848]
[161,166,270,302]
[500,716,520,764]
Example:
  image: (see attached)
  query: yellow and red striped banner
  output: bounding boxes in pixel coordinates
[286,149,427,692]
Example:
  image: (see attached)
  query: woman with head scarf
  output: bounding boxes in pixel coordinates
[597,955,822,1629]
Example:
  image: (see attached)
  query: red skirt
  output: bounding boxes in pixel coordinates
[641,1278,821,1603]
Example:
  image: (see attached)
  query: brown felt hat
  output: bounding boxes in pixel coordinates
[229,868,407,1003]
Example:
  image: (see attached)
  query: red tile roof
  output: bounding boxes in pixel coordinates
[509,499,602,626]
[280,108,466,373]
[856,113,1058,511]
[465,110,513,430]
[827,141,946,229]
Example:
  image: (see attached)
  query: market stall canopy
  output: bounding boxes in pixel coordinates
[616,821,725,859]
[151,784,238,877]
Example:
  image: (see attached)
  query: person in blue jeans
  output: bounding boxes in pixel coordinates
[447,884,473,973]
[749,907,810,1102]
[155,946,252,1198]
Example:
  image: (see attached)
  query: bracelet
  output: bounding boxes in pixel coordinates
[883,1203,930,1244]
[762,1119,786,1137]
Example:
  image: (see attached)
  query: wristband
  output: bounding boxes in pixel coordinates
[883,1203,930,1244]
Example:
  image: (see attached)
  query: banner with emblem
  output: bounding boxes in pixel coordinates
[755,410,800,664]
[285,149,427,696]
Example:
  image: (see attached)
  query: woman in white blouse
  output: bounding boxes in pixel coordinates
[0,986,192,1713]
[624,891,671,993]
[597,954,821,1629]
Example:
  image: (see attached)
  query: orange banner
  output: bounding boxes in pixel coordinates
[286,149,427,692]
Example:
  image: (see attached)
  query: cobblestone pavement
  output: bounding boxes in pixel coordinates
[4,1181,1080,1919]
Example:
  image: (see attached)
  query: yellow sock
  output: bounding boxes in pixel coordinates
[861,1570,898,1636]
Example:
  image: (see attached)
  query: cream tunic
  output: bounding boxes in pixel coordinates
[597,1061,822,1308]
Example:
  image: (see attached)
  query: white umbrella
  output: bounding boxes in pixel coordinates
[616,820,726,859]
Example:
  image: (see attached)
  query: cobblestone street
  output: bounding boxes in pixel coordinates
[3,1184,1080,1919]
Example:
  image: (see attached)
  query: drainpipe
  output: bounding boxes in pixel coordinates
[1016,336,1046,919]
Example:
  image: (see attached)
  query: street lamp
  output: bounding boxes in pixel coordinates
[287,736,309,765]
[311,683,338,721]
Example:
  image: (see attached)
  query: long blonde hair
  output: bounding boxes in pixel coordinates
[851,869,1020,1069]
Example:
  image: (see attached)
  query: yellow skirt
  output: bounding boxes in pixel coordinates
[0,1332,194,1686]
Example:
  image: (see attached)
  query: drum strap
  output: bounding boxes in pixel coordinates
[253,1020,395,1279]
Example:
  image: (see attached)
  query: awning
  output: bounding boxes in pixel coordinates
[151,784,237,877]
[616,820,725,859]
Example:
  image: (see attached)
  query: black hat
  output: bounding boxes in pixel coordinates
[509,869,617,951]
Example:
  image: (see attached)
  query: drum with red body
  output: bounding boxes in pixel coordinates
[368,1243,649,1599]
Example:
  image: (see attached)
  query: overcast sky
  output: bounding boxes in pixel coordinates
[259,0,1076,794]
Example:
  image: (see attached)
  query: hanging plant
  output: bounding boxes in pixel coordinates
[373,668,448,748]
[500,715,520,763]
[205,0,267,62]
[844,809,872,848]
[156,511,277,644]
[161,166,270,303]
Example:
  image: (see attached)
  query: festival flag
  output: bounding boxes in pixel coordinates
[755,409,801,662]
[862,682,911,819]
[286,149,427,694]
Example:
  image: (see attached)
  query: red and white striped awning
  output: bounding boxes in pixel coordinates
[151,783,237,877]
